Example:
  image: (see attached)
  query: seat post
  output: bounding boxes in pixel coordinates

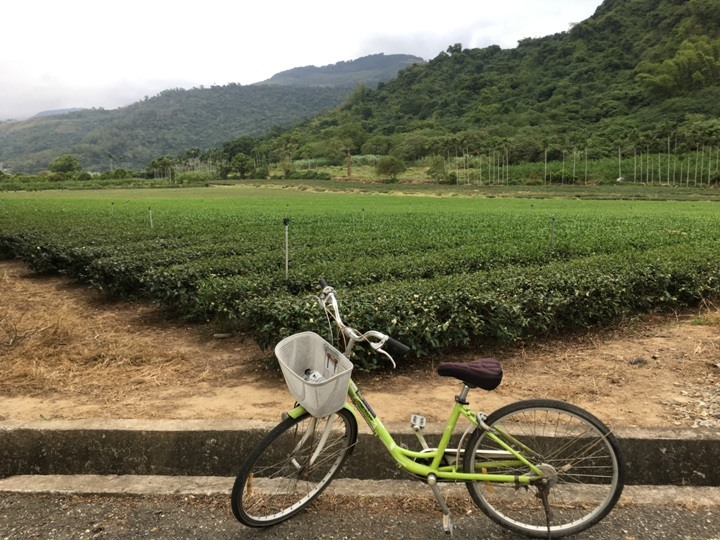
[455,384,471,405]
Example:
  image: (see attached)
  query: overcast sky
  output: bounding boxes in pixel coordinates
[1,0,603,121]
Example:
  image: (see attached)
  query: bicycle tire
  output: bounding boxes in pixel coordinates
[231,407,357,527]
[463,399,624,538]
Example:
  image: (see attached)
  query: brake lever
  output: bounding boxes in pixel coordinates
[320,284,336,297]
[369,342,397,369]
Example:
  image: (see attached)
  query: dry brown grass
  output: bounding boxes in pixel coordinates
[0,263,225,404]
[691,302,720,329]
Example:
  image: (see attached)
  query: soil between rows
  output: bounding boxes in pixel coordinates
[1,260,718,428]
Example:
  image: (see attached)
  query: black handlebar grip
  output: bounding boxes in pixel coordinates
[319,278,329,289]
[385,336,411,357]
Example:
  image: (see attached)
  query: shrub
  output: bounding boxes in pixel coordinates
[375,156,406,180]
[284,170,331,180]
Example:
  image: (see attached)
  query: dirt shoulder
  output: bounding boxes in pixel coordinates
[1,260,718,428]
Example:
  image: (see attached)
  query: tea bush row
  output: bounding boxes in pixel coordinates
[1,191,719,367]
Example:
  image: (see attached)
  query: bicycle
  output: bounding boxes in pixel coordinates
[231,280,625,538]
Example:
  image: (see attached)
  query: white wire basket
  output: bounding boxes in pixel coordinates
[275,331,354,418]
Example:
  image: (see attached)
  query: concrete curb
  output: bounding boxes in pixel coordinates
[1,420,718,486]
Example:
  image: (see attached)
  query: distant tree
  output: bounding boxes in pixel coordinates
[427,156,447,182]
[253,165,269,179]
[322,137,353,165]
[49,155,82,174]
[230,152,254,178]
[109,168,130,179]
[147,156,175,181]
[223,136,258,161]
[393,133,429,161]
[344,84,374,119]
[361,135,392,155]
[375,156,405,181]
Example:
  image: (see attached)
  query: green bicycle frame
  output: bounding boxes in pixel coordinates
[288,379,544,485]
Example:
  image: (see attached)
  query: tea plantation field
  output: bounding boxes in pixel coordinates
[1,186,719,364]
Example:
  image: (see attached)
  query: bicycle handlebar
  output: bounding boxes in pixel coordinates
[317,279,410,367]
[384,336,411,357]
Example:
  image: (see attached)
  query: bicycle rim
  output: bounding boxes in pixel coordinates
[232,408,357,527]
[464,399,624,538]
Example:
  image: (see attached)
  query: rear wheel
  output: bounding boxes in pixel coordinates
[231,408,357,527]
[463,399,624,538]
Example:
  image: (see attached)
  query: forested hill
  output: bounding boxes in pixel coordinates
[257,53,424,87]
[0,85,349,172]
[0,54,420,173]
[269,0,720,163]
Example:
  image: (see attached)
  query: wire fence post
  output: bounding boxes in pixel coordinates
[550,216,556,252]
[283,217,290,279]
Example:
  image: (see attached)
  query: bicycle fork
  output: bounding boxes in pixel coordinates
[290,414,337,471]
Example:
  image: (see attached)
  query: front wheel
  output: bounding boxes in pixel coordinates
[231,407,358,527]
[463,399,624,538]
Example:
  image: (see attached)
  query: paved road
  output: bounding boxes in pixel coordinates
[2,490,719,540]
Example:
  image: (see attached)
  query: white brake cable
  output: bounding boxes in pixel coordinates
[318,295,335,343]
[315,289,397,368]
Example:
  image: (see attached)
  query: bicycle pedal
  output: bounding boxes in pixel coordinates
[410,414,427,430]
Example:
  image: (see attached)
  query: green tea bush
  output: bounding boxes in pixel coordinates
[2,189,720,368]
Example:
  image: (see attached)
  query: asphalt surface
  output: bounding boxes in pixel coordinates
[1,482,719,539]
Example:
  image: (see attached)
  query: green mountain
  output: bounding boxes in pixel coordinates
[252,0,720,166]
[0,54,420,173]
[257,53,424,87]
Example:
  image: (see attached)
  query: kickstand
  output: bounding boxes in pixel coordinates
[427,474,454,537]
[535,483,554,539]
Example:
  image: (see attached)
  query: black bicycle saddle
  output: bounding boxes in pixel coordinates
[437,358,503,391]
